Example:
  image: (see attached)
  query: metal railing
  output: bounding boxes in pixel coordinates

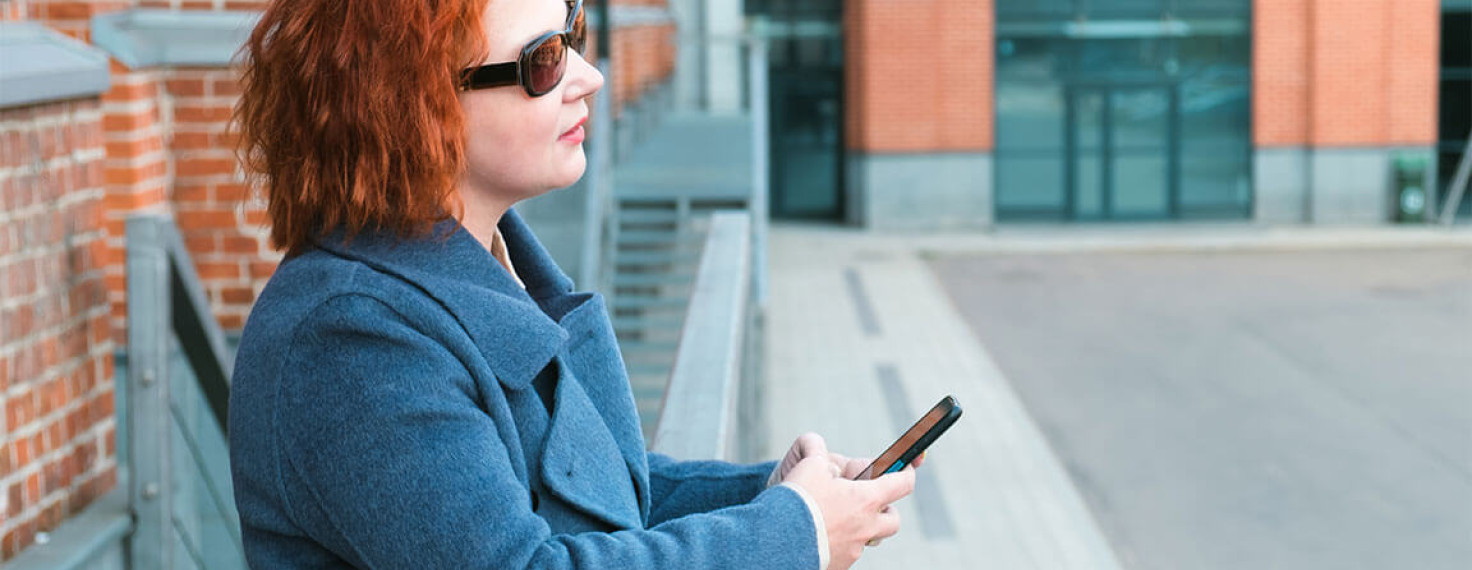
[649,211,763,462]
[1439,129,1471,226]
[123,213,244,570]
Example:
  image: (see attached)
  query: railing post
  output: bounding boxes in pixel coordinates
[747,35,769,308]
[581,58,616,292]
[126,214,174,570]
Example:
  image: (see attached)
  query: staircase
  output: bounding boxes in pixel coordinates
[606,196,748,439]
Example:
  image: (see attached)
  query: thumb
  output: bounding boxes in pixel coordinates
[869,466,917,504]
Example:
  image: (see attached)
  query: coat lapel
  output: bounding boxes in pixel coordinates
[310,215,564,392]
[311,210,653,526]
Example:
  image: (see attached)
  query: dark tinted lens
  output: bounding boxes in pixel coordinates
[526,35,566,94]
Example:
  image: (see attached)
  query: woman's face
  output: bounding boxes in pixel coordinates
[459,0,603,204]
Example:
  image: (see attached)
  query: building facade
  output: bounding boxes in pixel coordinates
[754,0,1469,228]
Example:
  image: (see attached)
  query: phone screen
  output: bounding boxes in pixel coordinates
[854,396,960,480]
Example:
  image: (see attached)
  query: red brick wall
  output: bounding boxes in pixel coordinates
[1253,0,1440,147]
[612,23,677,115]
[0,100,118,560]
[845,0,993,153]
[1,1,127,560]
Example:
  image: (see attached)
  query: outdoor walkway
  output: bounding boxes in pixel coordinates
[761,225,1125,570]
[760,223,1472,570]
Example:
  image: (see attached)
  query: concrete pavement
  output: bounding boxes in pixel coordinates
[760,222,1471,570]
[761,225,1126,570]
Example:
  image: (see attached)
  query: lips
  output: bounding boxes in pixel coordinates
[559,116,587,143]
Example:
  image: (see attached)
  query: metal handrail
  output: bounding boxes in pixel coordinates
[1439,129,1471,226]
[124,213,243,570]
[650,211,753,461]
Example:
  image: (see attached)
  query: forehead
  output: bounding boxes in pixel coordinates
[481,0,570,54]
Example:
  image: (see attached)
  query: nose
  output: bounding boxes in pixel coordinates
[562,50,604,102]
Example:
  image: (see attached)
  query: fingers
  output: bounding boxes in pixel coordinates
[796,432,828,458]
[870,466,917,505]
[873,505,902,541]
[785,454,840,484]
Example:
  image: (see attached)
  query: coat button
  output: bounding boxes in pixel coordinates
[530,489,540,512]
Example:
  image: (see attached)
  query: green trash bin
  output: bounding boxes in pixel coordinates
[1392,153,1428,223]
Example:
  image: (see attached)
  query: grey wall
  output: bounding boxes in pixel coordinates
[1253,146,1435,225]
[1254,147,1310,223]
[845,152,993,230]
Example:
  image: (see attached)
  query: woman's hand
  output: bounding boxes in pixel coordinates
[768,432,833,487]
[782,446,917,569]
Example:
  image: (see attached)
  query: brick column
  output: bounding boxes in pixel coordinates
[844,0,994,229]
[1,1,125,559]
[0,99,118,562]
[1252,0,1440,223]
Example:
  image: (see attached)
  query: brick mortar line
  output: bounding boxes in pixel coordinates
[102,128,167,143]
[0,228,110,261]
[100,98,159,115]
[0,238,110,273]
[0,148,108,180]
[166,95,243,106]
[0,311,112,362]
[0,454,118,537]
[0,387,116,454]
[0,342,112,395]
[9,386,119,439]
[102,150,170,168]
[0,110,105,132]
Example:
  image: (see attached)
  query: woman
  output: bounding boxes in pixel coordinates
[228,0,916,568]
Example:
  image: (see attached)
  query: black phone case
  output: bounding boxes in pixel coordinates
[867,397,963,478]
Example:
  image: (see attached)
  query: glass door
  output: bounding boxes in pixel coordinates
[1067,84,1176,220]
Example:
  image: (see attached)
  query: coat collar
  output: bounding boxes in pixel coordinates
[310,209,576,389]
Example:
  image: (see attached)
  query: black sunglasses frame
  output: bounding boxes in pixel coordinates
[459,0,586,97]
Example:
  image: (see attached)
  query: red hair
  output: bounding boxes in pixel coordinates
[233,0,489,253]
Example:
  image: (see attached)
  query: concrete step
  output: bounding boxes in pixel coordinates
[611,272,696,287]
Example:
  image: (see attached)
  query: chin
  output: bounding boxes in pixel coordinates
[554,154,588,188]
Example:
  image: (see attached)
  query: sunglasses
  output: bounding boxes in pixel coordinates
[459,0,587,97]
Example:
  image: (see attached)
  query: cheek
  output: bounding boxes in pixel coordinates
[462,96,562,181]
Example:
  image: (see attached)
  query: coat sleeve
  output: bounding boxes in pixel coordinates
[270,294,820,570]
[645,454,779,526]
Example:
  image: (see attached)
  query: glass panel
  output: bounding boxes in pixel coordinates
[993,1,1252,222]
[1076,89,1105,151]
[997,0,1076,21]
[1073,89,1107,219]
[1075,152,1104,218]
[1171,0,1251,18]
[996,82,1065,151]
[1439,80,1471,142]
[1074,38,1170,84]
[1087,0,1168,19]
[1113,154,1169,216]
[1177,34,1250,214]
[996,155,1066,211]
[1442,12,1470,69]
[770,55,843,218]
[1112,88,1168,149]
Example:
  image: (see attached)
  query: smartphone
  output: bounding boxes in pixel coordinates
[853,396,962,480]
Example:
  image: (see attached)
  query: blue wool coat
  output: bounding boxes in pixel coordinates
[228,210,820,569]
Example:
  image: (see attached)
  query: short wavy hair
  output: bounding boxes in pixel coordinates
[234,0,489,253]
